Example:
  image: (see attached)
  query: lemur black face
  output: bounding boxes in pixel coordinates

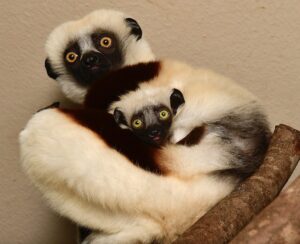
[63,32,123,87]
[132,105,173,146]
[113,89,185,146]
[115,105,172,146]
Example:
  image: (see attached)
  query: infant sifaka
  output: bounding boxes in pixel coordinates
[112,88,185,146]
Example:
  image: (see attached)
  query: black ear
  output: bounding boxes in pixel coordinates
[170,88,185,114]
[125,18,142,40]
[45,58,60,80]
[113,108,128,128]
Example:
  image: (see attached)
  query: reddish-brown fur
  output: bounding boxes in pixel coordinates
[59,61,191,175]
[85,61,161,110]
[61,108,166,174]
[177,126,206,146]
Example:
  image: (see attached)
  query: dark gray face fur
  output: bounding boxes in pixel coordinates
[45,31,123,87]
[63,31,124,87]
[129,105,173,146]
[45,18,142,87]
[210,108,271,179]
[114,89,185,146]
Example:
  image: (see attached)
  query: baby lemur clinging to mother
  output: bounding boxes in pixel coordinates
[113,88,185,146]
[21,59,271,244]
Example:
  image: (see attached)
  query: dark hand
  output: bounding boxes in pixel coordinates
[37,102,60,113]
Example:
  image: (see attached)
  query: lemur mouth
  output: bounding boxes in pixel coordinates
[152,136,161,142]
[90,64,110,72]
[151,136,164,145]
[148,129,165,145]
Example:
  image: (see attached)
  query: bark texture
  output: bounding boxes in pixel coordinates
[174,124,300,244]
[231,175,300,244]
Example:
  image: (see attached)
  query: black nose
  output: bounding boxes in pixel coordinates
[148,128,161,138]
[82,52,101,68]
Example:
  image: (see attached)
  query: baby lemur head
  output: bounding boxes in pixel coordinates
[111,87,185,146]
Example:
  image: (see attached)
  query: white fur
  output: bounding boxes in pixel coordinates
[78,36,98,53]
[20,59,266,243]
[109,87,175,125]
[110,59,260,143]
[46,9,155,103]
[20,108,235,243]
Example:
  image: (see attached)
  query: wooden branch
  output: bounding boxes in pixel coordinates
[174,124,300,244]
[231,175,300,244]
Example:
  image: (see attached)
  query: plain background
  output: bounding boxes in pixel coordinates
[0,1,299,243]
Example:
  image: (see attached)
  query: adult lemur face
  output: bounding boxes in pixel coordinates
[45,9,155,103]
[62,32,123,86]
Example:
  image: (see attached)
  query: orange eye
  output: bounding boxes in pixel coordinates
[100,37,112,48]
[65,52,78,63]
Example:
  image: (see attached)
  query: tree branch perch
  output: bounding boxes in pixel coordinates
[174,124,300,244]
[231,175,300,244]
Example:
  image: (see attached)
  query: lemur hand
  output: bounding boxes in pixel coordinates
[37,102,60,113]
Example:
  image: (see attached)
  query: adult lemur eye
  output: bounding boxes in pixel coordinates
[100,37,112,48]
[132,119,143,129]
[159,110,170,120]
[65,52,78,63]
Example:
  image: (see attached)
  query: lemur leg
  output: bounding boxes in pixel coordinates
[161,132,234,176]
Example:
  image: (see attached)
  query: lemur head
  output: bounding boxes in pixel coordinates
[111,88,185,146]
[45,9,155,103]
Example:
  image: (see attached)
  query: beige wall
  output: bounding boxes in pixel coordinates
[0,1,299,243]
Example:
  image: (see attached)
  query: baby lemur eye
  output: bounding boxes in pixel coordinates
[159,110,170,120]
[132,119,143,129]
[65,52,78,63]
[100,37,113,48]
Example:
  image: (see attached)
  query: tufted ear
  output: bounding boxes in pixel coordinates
[125,18,142,40]
[113,108,129,129]
[45,58,60,80]
[170,88,185,114]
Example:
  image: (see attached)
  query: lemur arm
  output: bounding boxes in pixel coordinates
[20,109,181,214]
[20,108,234,225]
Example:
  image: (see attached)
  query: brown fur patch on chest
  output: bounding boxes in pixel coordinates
[177,126,206,146]
[84,61,161,110]
[60,108,167,175]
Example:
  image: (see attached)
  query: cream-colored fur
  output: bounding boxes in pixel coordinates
[46,9,155,103]
[20,59,266,243]
[110,59,260,143]
[20,109,235,243]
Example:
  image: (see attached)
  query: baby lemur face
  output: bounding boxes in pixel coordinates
[118,105,172,145]
[113,88,185,146]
